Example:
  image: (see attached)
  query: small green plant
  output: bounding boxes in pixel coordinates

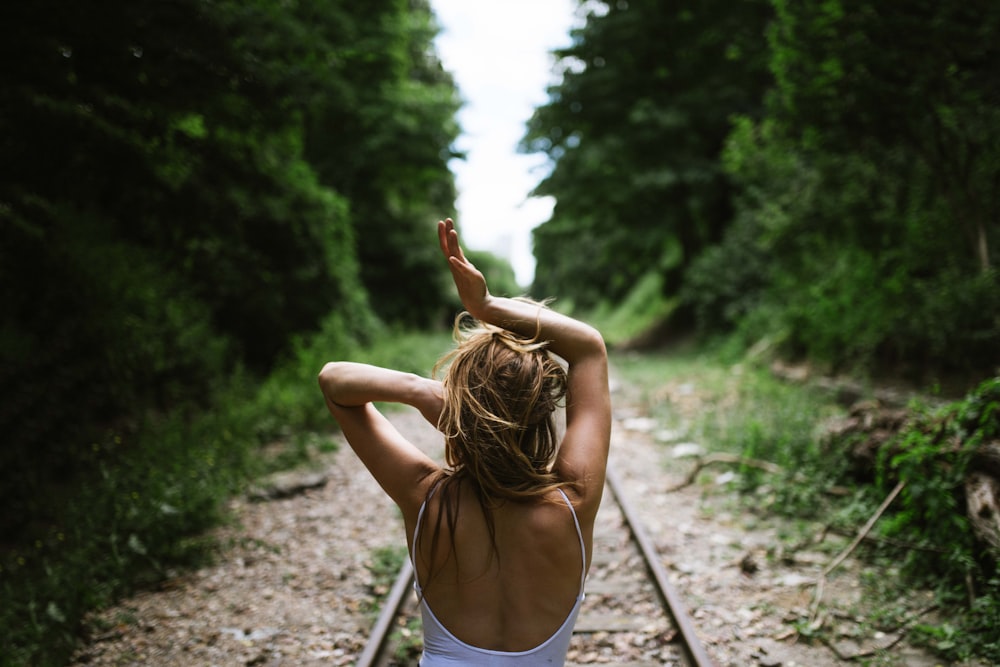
[366,546,407,610]
[910,621,961,656]
[391,615,424,664]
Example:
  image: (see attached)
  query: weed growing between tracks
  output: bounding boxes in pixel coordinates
[366,546,408,612]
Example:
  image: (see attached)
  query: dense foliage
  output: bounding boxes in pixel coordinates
[875,377,1000,589]
[524,0,999,374]
[0,0,457,525]
[699,0,1000,373]
[849,377,1000,661]
[0,1,458,663]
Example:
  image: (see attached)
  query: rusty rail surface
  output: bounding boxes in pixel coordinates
[355,558,414,667]
[605,465,715,667]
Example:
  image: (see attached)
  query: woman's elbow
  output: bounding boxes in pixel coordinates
[318,361,344,394]
[583,325,608,358]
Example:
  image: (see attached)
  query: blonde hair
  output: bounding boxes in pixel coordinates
[417,302,568,586]
[435,309,568,500]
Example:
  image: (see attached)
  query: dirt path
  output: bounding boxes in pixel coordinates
[70,392,965,666]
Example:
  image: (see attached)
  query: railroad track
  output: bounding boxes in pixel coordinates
[356,465,715,667]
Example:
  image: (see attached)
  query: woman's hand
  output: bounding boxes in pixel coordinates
[438,218,490,319]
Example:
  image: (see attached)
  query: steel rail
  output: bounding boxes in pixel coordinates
[355,557,414,667]
[605,464,716,667]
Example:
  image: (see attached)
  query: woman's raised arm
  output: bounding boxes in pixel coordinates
[438,219,611,514]
[318,362,443,427]
[317,362,442,517]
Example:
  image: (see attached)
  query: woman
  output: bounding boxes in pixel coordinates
[318,219,611,665]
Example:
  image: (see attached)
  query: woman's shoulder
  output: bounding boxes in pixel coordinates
[514,487,586,529]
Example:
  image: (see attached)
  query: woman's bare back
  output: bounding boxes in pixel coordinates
[408,482,591,652]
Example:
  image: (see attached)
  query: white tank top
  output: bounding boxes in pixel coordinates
[411,487,587,666]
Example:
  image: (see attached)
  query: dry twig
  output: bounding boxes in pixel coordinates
[666,452,783,492]
[809,480,906,621]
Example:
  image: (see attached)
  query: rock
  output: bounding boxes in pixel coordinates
[670,442,703,457]
[622,417,658,433]
[248,471,329,501]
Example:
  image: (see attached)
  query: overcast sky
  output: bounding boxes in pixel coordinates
[430,1,578,286]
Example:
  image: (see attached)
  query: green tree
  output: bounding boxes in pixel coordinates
[768,0,1000,273]
[522,0,772,309]
[692,1,1000,372]
[303,0,462,326]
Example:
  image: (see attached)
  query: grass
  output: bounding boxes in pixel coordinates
[611,344,844,479]
[366,545,408,609]
[610,342,851,526]
[365,545,423,663]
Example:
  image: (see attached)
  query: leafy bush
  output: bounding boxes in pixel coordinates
[871,378,1000,661]
[0,311,454,666]
[0,385,262,666]
[681,210,770,335]
[0,210,236,555]
[894,268,1000,372]
[702,115,1000,374]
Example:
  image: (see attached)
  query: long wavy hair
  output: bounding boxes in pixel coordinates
[417,302,568,586]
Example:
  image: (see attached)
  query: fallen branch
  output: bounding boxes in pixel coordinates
[809,480,906,621]
[666,452,783,492]
[824,525,946,554]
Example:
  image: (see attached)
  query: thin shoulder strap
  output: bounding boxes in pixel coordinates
[411,480,444,594]
[556,488,587,594]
